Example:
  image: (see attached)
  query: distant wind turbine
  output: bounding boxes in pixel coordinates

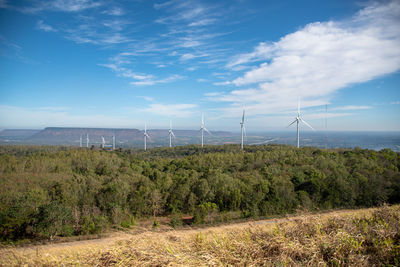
[112,134,116,150]
[79,134,82,148]
[200,113,211,147]
[168,120,176,148]
[101,136,105,148]
[287,98,315,148]
[86,134,89,148]
[240,109,246,150]
[144,123,151,151]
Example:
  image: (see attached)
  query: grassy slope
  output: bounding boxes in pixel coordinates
[1,205,399,266]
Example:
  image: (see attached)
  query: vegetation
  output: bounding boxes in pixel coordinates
[1,205,399,266]
[0,144,399,242]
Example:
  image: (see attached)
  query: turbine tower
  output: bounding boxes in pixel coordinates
[143,123,150,151]
[79,134,82,148]
[101,136,105,148]
[287,98,315,148]
[112,134,115,150]
[240,110,246,150]
[86,134,89,148]
[168,120,176,148]
[200,113,211,147]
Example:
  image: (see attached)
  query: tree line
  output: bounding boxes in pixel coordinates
[0,144,399,241]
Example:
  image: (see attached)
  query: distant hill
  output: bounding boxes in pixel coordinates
[0,129,41,138]
[28,127,143,145]
[0,127,233,147]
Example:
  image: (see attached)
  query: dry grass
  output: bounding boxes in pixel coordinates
[1,205,399,266]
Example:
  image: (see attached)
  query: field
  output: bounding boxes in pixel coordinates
[1,205,399,266]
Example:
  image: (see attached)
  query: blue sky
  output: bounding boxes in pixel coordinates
[0,0,399,131]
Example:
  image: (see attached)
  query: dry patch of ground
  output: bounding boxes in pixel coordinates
[1,206,399,266]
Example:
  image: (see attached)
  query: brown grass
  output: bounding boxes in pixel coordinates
[1,205,399,266]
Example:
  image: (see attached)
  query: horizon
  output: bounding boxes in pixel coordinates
[1,0,400,131]
[2,126,400,134]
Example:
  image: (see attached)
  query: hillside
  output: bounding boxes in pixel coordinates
[1,205,399,266]
[0,144,399,244]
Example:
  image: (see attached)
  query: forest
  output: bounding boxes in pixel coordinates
[0,144,399,242]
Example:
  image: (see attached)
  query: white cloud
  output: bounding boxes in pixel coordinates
[51,0,101,12]
[36,20,57,32]
[332,105,372,111]
[391,101,400,105]
[213,81,232,86]
[189,18,216,27]
[144,103,197,117]
[102,7,124,16]
[130,74,184,86]
[180,53,196,60]
[13,0,102,13]
[213,1,400,118]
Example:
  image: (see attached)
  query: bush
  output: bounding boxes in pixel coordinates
[169,212,183,228]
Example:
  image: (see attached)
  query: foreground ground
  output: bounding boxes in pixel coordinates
[1,205,399,266]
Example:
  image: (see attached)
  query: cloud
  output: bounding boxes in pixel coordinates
[213,1,400,117]
[10,0,102,13]
[331,105,372,111]
[50,0,101,12]
[189,18,217,27]
[102,7,124,16]
[130,74,184,86]
[226,42,272,69]
[137,96,155,102]
[391,101,400,105]
[143,103,197,117]
[36,20,57,32]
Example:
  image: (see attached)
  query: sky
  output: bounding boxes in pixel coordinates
[0,0,399,131]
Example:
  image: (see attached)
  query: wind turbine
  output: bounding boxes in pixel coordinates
[144,123,151,151]
[86,134,89,148]
[168,120,176,148]
[112,134,116,150]
[200,113,211,147]
[79,134,82,148]
[287,99,315,148]
[101,136,105,148]
[240,109,246,150]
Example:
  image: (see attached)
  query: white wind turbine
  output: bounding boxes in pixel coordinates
[168,120,176,148]
[240,109,246,150]
[143,123,151,151]
[101,136,105,148]
[112,134,115,150]
[79,134,82,148]
[200,113,211,147]
[287,99,315,148]
[86,134,89,148]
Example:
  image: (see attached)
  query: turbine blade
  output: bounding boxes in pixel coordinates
[242,109,245,123]
[287,119,297,128]
[171,131,176,138]
[243,125,247,137]
[300,118,315,131]
[146,133,152,141]
[204,127,211,135]
[202,113,204,125]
